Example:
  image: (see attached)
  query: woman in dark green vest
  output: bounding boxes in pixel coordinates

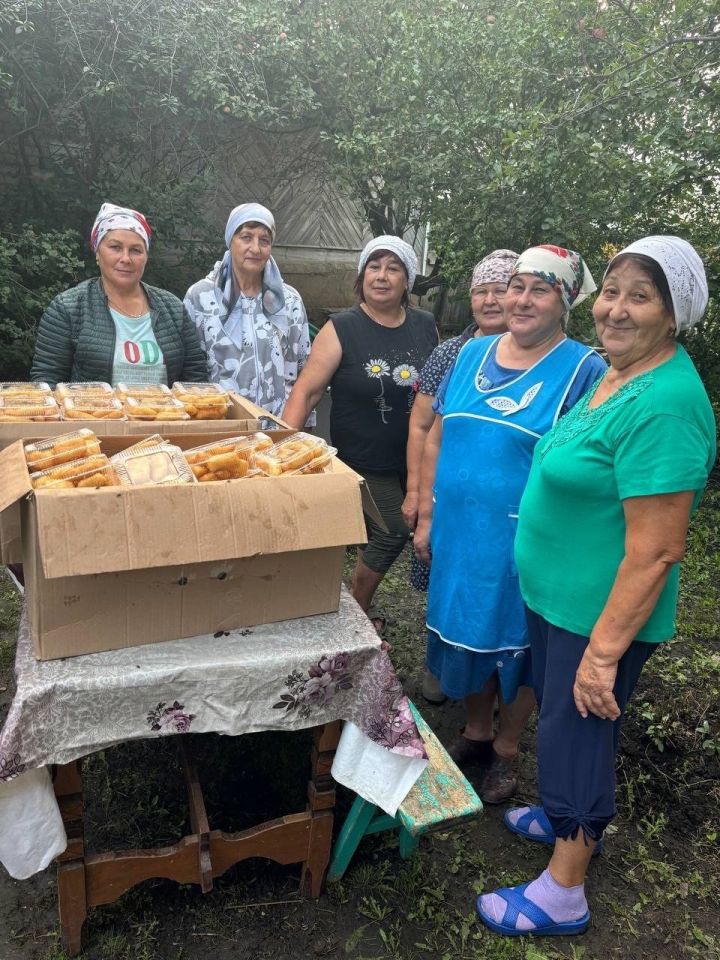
[31,202,207,388]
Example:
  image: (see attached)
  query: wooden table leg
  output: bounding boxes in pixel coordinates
[178,738,213,893]
[53,761,88,957]
[302,720,341,897]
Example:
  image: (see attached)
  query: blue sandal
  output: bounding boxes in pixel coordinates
[504,806,603,857]
[476,882,590,937]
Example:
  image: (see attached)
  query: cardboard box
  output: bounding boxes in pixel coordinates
[0,393,269,564]
[0,432,370,660]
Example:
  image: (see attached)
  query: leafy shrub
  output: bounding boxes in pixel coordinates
[0,226,85,380]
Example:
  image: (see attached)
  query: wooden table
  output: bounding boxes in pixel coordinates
[52,721,341,955]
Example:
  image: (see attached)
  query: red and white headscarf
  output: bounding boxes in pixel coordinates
[90,202,152,252]
[512,244,596,313]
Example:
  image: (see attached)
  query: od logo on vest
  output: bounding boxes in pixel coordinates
[124,340,161,365]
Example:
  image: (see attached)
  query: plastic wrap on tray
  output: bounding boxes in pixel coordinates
[253,432,330,476]
[0,395,60,421]
[111,443,196,486]
[55,382,113,399]
[0,381,52,397]
[294,446,337,475]
[115,383,173,400]
[24,429,101,472]
[171,382,230,420]
[60,396,126,420]
[31,453,117,490]
[123,395,190,421]
[183,433,274,481]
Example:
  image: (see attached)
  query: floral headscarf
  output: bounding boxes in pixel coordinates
[606,236,708,335]
[470,249,519,290]
[90,202,152,251]
[512,244,596,312]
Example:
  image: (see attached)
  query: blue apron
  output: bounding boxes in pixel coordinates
[426,334,594,656]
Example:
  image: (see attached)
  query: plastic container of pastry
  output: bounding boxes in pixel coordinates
[24,429,101,473]
[120,434,167,454]
[115,383,173,400]
[0,395,61,421]
[183,433,274,481]
[171,382,230,419]
[55,382,114,399]
[123,395,190,421]
[111,443,197,486]
[31,453,117,490]
[60,396,126,420]
[294,446,337,475]
[0,381,52,397]
[253,432,329,477]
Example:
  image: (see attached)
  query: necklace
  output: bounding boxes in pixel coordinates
[360,302,406,328]
[107,296,149,319]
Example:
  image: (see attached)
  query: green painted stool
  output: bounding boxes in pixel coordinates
[327,701,482,880]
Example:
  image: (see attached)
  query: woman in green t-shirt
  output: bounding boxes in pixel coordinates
[476,236,716,938]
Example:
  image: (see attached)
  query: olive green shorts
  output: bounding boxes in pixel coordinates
[357,469,410,574]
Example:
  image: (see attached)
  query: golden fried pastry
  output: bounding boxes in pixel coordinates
[0,395,60,421]
[61,397,125,420]
[55,382,113,399]
[24,429,101,472]
[171,381,230,419]
[253,432,329,476]
[0,381,51,397]
[31,453,116,490]
[123,396,189,421]
[182,434,272,482]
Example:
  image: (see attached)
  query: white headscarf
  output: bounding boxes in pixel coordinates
[218,202,285,317]
[357,236,418,290]
[606,236,709,334]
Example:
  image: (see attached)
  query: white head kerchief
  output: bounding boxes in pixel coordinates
[607,236,708,334]
[357,236,418,291]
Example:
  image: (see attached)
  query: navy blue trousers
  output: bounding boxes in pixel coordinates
[526,607,654,842]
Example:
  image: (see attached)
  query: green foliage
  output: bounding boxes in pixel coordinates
[0,225,84,379]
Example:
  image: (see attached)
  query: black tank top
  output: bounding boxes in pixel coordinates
[330,305,437,472]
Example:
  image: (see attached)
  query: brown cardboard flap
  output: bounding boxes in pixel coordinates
[229,393,291,428]
[35,471,367,579]
[0,441,33,512]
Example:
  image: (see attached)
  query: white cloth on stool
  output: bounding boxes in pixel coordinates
[332,722,426,817]
[0,767,67,879]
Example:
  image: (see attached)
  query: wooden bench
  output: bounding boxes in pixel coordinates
[327,702,482,880]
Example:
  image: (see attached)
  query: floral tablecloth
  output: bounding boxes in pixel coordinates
[0,587,427,879]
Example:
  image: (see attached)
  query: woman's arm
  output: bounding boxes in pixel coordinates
[30,297,74,389]
[402,392,438,530]
[282,321,342,429]
[574,490,695,720]
[412,415,443,566]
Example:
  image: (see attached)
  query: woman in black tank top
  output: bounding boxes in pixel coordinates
[283,236,437,633]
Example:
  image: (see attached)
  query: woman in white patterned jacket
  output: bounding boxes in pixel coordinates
[184,203,312,421]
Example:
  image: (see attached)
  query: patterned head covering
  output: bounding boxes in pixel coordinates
[470,249,519,291]
[219,202,285,317]
[512,244,596,312]
[90,202,151,251]
[606,236,709,335]
[357,235,418,291]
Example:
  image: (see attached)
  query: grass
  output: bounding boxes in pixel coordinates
[1,490,719,959]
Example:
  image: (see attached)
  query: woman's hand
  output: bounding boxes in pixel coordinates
[413,518,432,567]
[401,492,419,530]
[573,648,620,721]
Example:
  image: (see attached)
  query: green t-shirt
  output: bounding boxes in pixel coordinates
[110,308,167,387]
[515,346,716,643]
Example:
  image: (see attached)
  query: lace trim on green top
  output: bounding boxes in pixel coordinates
[539,371,654,460]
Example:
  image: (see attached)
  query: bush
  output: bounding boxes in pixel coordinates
[0,226,85,380]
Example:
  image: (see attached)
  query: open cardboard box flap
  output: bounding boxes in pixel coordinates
[0,436,373,579]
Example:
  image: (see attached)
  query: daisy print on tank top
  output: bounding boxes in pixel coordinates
[365,357,420,424]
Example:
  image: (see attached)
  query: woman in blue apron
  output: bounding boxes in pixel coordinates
[413,245,606,804]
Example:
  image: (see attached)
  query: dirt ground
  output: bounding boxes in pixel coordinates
[1,497,719,960]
